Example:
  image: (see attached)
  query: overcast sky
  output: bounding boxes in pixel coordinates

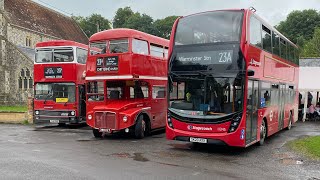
[32,0,320,26]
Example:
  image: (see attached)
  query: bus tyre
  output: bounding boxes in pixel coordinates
[259,120,267,146]
[286,114,293,130]
[93,129,103,138]
[134,115,146,139]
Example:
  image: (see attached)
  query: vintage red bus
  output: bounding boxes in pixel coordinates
[34,40,88,126]
[86,28,169,138]
[166,9,299,147]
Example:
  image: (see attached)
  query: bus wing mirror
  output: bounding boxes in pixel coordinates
[247,69,255,76]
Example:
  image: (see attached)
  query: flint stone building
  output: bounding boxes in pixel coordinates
[0,0,88,105]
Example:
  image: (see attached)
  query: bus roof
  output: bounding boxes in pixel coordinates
[36,40,88,49]
[179,9,298,49]
[90,28,169,47]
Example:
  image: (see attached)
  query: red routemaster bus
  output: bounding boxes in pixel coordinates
[34,40,88,125]
[166,9,299,147]
[86,28,169,138]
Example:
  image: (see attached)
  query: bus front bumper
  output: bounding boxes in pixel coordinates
[166,125,246,147]
[34,116,80,125]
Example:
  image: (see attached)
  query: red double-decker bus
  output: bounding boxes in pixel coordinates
[34,40,88,126]
[86,28,169,138]
[166,9,299,147]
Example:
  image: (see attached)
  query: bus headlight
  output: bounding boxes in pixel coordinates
[228,113,242,133]
[88,115,92,120]
[71,111,75,116]
[167,112,174,128]
[35,110,39,115]
[123,116,128,122]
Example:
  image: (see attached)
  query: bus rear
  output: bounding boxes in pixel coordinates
[167,10,247,147]
[33,40,88,126]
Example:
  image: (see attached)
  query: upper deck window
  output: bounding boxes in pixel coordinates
[150,44,164,58]
[110,39,129,53]
[250,16,262,48]
[76,48,88,64]
[132,39,148,55]
[36,48,74,63]
[90,41,107,54]
[175,11,243,45]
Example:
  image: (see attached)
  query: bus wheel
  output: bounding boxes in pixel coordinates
[259,120,267,146]
[286,114,293,130]
[134,115,146,139]
[93,129,103,138]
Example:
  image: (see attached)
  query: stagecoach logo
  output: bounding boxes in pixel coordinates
[270,111,274,121]
[249,58,261,67]
[187,125,213,131]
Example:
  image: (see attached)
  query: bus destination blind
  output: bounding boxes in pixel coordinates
[44,67,63,78]
[176,50,233,65]
[96,56,119,72]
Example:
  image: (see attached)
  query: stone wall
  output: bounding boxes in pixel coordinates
[7,25,55,49]
[0,9,57,105]
[0,35,34,105]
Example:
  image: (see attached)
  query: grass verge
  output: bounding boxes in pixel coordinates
[0,106,28,113]
[288,136,320,160]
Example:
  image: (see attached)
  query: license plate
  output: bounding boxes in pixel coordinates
[49,120,59,123]
[190,137,207,143]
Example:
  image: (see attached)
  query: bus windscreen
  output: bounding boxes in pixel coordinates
[175,11,243,45]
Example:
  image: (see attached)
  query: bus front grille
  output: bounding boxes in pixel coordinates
[95,112,116,129]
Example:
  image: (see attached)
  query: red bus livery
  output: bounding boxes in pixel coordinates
[34,40,88,125]
[166,9,299,147]
[86,28,169,138]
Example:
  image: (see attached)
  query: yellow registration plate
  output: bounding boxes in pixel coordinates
[56,98,68,103]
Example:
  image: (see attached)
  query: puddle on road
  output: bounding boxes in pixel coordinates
[169,143,192,150]
[133,153,149,162]
[154,151,187,158]
[280,158,303,165]
[107,152,149,162]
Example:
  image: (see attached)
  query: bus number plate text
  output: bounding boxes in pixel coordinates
[190,137,207,143]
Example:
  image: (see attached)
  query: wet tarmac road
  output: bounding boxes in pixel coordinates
[0,122,319,180]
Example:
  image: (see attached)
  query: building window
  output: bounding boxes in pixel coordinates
[24,77,28,89]
[19,68,33,89]
[29,78,33,89]
[26,36,32,47]
[26,68,30,77]
[18,77,22,89]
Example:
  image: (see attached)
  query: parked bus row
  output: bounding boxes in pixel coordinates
[33,8,299,147]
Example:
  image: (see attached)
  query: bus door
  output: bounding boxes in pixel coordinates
[79,85,86,121]
[246,80,258,144]
[278,84,286,130]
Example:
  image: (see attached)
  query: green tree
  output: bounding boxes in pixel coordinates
[123,13,156,35]
[303,27,320,57]
[73,14,111,37]
[277,9,320,43]
[113,7,134,28]
[154,16,179,39]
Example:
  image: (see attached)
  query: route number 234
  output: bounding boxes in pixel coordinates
[219,52,232,63]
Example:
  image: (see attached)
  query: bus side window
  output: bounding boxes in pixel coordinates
[132,39,149,55]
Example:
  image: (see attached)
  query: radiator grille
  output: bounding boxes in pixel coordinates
[95,112,116,129]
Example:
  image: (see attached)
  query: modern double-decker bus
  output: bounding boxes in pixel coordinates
[86,28,169,138]
[34,40,88,126]
[166,9,299,147]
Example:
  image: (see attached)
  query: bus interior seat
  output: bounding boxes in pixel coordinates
[156,90,165,98]
[110,90,120,99]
